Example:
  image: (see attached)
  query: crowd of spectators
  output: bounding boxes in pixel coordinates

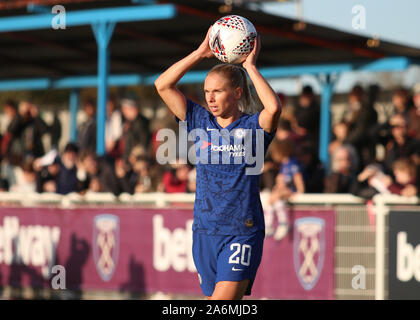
[266,83,420,207]
[0,93,195,196]
[0,83,419,202]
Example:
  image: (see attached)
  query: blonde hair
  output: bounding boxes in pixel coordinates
[207,64,258,114]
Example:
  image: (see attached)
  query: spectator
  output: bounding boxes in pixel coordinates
[388,158,418,197]
[79,152,120,195]
[162,160,190,193]
[77,98,97,155]
[342,85,377,167]
[297,142,325,193]
[3,100,48,163]
[34,156,60,193]
[408,83,420,139]
[56,143,80,195]
[372,86,411,152]
[105,95,123,159]
[87,176,103,193]
[120,93,151,163]
[11,160,36,193]
[275,118,301,145]
[292,85,320,152]
[19,101,49,160]
[113,157,133,194]
[48,111,62,151]
[128,144,147,168]
[391,87,411,122]
[1,99,21,165]
[352,163,392,199]
[384,114,420,174]
[324,144,358,193]
[132,156,153,193]
[329,121,349,157]
[1,100,21,188]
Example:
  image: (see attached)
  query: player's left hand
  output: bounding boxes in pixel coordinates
[242,35,260,70]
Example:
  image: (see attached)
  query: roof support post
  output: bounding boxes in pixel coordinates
[69,88,80,143]
[91,21,115,156]
[317,74,338,170]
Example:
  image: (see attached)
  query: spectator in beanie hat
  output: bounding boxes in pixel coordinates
[120,92,151,163]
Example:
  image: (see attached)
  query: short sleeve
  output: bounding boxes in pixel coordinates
[175,98,208,133]
[291,164,301,175]
[251,111,277,150]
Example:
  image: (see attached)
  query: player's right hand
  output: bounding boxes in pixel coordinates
[196,26,214,59]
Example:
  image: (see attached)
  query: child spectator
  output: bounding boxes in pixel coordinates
[270,139,305,199]
[265,140,304,241]
[389,158,418,196]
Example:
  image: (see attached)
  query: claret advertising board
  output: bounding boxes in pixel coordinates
[0,207,335,299]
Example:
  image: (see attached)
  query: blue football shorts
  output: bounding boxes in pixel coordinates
[192,230,264,297]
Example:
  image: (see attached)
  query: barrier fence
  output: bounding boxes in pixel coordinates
[0,191,418,300]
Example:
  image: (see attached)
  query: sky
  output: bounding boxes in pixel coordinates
[262,0,420,48]
[257,0,420,95]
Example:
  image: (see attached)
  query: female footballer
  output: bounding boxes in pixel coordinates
[154,28,281,300]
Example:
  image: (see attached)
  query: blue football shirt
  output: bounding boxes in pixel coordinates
[176,99,276,236]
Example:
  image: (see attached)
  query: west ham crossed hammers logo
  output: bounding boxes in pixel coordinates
[93,214,120,282]
[293,217,325,290]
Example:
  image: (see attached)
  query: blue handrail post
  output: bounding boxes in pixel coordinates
[317,74,338,170]
[92,21,116,156]
[69,89,80,143]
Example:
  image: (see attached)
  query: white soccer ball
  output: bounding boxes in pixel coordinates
[209,15,257,64]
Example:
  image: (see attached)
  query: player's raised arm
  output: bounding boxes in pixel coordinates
[154,27,213,121]
[242,36,282,133]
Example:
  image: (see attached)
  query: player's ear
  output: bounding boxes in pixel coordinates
[234,87,243,100]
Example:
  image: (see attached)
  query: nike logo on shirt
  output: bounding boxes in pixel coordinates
[232,267,244,271]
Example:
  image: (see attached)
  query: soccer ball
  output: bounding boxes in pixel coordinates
[209,15,257,64]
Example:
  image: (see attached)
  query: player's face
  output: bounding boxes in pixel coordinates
[204,72,241,117]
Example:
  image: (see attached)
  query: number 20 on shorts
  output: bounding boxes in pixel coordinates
[228,243,252,266]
